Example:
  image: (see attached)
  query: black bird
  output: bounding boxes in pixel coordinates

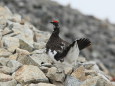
[46,20,91,65]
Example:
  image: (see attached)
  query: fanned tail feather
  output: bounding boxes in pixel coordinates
[77,38,91,50]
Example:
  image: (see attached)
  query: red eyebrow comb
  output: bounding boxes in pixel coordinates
[52,20,59,23]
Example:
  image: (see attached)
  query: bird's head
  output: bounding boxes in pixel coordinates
[50,20,59,27]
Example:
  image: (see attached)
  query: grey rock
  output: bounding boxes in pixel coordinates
[64,75,82,86]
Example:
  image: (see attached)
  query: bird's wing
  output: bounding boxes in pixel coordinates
[54,40,77,61]
[77,38,91,50]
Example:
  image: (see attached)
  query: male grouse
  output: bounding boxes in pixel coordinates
[46,20,91,65]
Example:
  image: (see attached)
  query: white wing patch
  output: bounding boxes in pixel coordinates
[64,41,80,65]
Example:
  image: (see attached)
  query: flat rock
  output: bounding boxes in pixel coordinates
[14,65,48,84]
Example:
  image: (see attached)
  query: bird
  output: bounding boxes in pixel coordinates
[46,20,91,65]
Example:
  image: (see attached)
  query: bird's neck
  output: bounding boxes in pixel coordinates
[52,26,60,37]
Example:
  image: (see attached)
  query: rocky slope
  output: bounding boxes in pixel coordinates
[0,6,114,86]
[0,0,115,76]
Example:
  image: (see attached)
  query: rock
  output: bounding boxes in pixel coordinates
[19,39,34,52]
[46,67,65,83]
[34,31,50,43]
[16,84,22,86]
[9,53,18,60]
[0,79,17,86]
[33,42,46,49]
[64,66,73,75]
[12,23,34,46]
[14,65,48,84]
[0,18,7,30]
[41,63,52,67]
[0,57,22,74]
[32,49,46,54]
[15,48,30,55]
[2,27,13,36]
[64,75,82,86]
[80,76,113,86]
[17,53,53,67]
[10,14,22,23]
[71,66,87,81]
[2,37,20,52]
[29,83,56,86]
[0,73,13,82]
[39,66,49,73]
[0,6,12,19]
[0,48,12,57]
[17,55,38,66]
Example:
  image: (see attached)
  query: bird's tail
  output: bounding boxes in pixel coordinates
[77,38,91,50]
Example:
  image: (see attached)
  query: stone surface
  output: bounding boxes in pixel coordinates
[19,39,34,52]
[0,57,22,74]
[2,37,20,52]
[0,48,12,57]
[64,75,82,86]
[17,53,53,67]
[46,67,65,83]
[33,42,46,49]
[29,83,56,86]
[14,65,48,84]
[0,73,13,82]
[0,79,17,86]
[71,66,87,81]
